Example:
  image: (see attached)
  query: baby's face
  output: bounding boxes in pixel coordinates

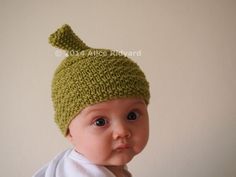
[67,98,149,166]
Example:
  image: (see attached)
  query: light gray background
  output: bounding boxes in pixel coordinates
[0,0,236,177]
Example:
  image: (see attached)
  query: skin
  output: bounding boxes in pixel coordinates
[67,98,149,177]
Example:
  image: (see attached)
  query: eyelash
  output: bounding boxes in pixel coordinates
[93,117,109,127]
[127,110,140,121]
[92,110,141,127]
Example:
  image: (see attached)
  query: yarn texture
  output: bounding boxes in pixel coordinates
[49,24,150,136]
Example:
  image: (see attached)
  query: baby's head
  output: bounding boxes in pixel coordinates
[49,24,150,166]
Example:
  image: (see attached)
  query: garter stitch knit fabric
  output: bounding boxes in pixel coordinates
[49,24,150,136]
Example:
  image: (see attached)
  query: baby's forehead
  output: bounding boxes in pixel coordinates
[81,98,146,114]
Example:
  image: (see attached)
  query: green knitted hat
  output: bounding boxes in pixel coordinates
[49,24,150,136]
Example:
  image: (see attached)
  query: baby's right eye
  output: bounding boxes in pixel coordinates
[94,118,108,127]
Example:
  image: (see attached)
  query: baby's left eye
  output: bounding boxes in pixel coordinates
[94,118,108,127]
[127,111,140,121]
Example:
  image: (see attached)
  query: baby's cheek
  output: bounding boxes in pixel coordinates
[133,131,149,153]
[86,139,113,164]
[134,140,147,154]
[88,134,112,151]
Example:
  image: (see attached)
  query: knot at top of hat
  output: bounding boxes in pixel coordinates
[49,24,90,53]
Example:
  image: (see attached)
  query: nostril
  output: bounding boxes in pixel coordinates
[113,125,131,139]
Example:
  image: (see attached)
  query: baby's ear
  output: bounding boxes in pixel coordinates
[66,131,73,142]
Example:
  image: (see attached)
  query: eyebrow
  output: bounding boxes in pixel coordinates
[81,107,106,117]
[132,100,146,105]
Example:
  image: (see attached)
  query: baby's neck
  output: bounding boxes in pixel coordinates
[105,165,132,177]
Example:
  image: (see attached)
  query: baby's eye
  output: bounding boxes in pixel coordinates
[94,118,108,127]
[127,111,140,121]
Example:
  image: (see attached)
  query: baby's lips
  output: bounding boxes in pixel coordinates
[115,144,131,150]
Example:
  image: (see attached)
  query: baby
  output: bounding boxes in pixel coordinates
[33,24,150,177]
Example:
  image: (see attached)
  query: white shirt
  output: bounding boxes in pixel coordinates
[32,149,129,177]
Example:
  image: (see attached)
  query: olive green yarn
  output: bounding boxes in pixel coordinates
[49,24,89,53]
[49,24,150,136]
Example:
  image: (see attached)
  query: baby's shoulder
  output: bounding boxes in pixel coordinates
[32,148,115,177]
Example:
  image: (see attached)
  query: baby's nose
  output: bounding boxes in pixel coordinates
[112,122,131,139]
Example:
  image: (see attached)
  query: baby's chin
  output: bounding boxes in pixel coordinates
[92,158,132,166]
[100,154,136,166]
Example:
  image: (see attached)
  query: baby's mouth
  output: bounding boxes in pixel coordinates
[115,144,131,151]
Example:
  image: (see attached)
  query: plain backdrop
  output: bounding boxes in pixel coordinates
[0,0,236,177]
